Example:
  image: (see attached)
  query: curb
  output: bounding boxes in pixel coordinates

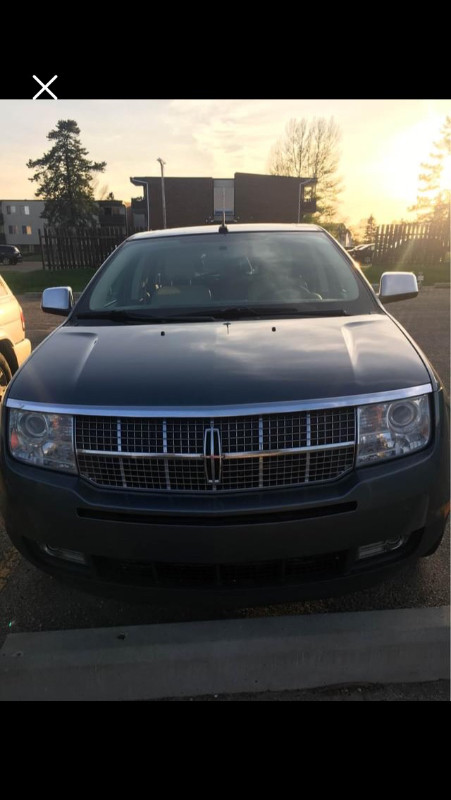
[0,606,449,701]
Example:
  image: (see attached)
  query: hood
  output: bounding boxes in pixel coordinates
[8,314,430,408]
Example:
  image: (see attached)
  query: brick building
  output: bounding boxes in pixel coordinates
[130,172,316,231]
[96,199,127,235]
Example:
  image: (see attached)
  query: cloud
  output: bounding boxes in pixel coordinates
[167,99,286,176]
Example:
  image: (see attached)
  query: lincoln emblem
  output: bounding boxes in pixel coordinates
[203,427,222,484]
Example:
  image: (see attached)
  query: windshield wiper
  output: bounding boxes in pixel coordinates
[210,306,299,319]
[75,309,217,323]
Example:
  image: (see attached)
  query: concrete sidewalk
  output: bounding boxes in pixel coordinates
[1,606,449,701]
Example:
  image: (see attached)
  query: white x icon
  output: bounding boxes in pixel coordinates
[32,75,58,100]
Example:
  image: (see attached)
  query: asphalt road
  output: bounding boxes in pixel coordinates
[0,287,449,647]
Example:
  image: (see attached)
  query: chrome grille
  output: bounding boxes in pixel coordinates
[75,408,356,492]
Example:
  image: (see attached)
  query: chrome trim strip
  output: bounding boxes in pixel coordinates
[6,384,433,417]
[77,441,355,459]
[162,420,171,490]
[258,416,263,489]
[305,412,311,482]
[214,426,222,485]
[82,450,204,460]
[203,428,211,484]
[116,419,127,488]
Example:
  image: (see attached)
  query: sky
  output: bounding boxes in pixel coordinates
[0,98,449,229]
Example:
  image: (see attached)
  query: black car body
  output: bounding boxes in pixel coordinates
[348,243,375,264]
[0,224,448,604]
[0,244,22,265]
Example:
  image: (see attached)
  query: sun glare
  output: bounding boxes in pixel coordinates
[373,116,447,212]
[439,156,451,192]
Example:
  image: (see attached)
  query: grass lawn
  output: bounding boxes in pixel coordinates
[363,262,450,286]
[19,252,44,262]
[3,268,97,294]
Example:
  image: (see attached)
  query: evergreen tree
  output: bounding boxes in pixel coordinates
[27,120,106,228]
[409,116,451,223]
[365,214,377,242]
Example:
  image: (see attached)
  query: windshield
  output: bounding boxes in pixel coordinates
[78,230,377,319]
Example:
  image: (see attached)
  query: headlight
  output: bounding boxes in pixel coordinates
[356,394,430,466]
[9,409,76,473]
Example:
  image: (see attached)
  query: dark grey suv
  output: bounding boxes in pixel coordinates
[0,244,22,265]
[0,224,449,604]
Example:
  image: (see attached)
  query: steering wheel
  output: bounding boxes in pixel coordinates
[270,287,323,302]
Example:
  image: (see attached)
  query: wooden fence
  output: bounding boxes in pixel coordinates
[374,221,450,267]
[39,227,131,269]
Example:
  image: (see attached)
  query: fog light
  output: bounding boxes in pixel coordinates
[40,543,87,565]
[357,536,407,560]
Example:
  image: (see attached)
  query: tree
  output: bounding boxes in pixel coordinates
[92,178,114,201]
[409,116,451,223]
[267,117,343,222]
[27,120,106,228]
[364,214,377,242]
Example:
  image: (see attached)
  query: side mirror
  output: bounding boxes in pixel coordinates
[41,287,74,316]
[378,272,418,303]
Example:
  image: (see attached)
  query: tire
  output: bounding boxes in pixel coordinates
[0,353,13,402]
[421,534,445,558]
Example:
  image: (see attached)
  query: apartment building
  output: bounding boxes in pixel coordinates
[0,200,46,253]
[0,199,128,252]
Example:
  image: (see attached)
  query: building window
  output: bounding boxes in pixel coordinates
[22,225,32,235]
[104,207,112,216]
[22,205,30,215]
[8,225,18,234]
[6,205,16,214]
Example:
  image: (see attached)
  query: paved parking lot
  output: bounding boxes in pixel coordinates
[0,287,449,646]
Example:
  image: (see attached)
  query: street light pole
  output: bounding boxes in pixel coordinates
[157,158,167,229]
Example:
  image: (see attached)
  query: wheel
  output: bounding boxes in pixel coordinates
[0,354,12,402]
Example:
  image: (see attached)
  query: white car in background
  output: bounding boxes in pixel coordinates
[0,275,31,401]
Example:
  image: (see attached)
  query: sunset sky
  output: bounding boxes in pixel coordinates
[0,98,449,229]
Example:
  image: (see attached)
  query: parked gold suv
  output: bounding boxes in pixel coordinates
[0,274,31,401]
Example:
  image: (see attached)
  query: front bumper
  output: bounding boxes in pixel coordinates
[1,391,449,604]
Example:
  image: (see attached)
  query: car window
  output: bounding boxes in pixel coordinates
[82,231,377,317]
